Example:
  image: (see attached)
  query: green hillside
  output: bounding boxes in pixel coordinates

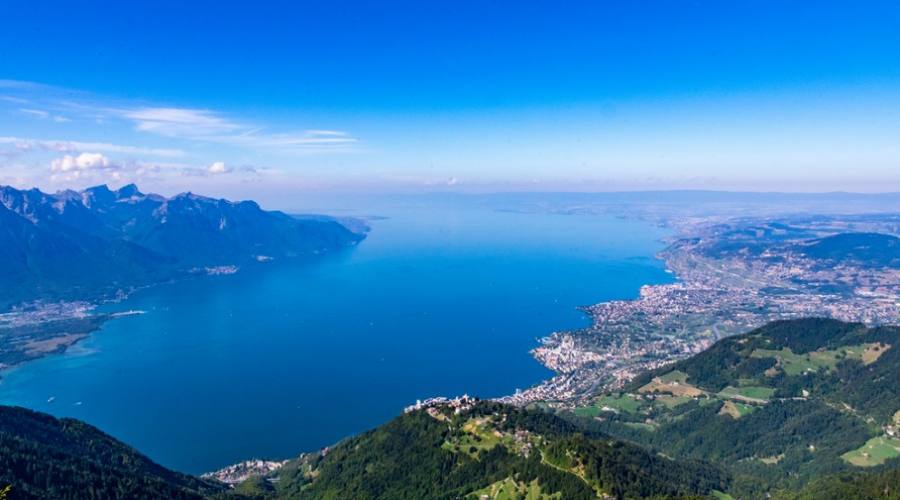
[570,318,900,496]
[268,401,728,499]
[772,468,900,499]
[0,406,222,500]
[0,401,728,499]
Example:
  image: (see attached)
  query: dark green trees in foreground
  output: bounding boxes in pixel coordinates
[0,406,222,499]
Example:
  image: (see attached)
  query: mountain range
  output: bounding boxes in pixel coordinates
[0,184,364,309]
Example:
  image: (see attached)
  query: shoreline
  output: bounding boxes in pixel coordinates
[0,306,149,381]
[0,241,367,381]
[501,212,900,407]
[497,244,686,407]
[496,215,683,407]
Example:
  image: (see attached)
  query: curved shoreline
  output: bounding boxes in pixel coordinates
[502,213,900,407]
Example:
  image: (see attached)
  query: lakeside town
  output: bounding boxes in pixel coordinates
[502,212,900,406]
[0,302,147,374]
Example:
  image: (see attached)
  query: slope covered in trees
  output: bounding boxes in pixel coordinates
[0,406,221,500]
[773,468,900,499]
[572,318,900,496]
[0,401,728,499]
[269,401,728,499]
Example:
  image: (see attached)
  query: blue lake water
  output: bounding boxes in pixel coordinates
[0,202,672,473]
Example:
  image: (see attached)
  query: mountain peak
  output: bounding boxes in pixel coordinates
[81,184,116,208]
[115,183,142,198]
[83,184,113,195]
[172,191,217,203]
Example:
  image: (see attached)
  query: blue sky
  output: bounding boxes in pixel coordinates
[1,1,899,200]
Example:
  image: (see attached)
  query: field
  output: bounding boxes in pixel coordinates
[860,342,891,365]
[657,370,690,383]
[573,394,645,418]
[623,422,657,432]
[751,347,836,375]
[842,435,900,467]
[718,400,756,419]
[758,454,784,465]
[442,417,503,458]
[654,395,692,409]
[469,477,561,499]
[639,371,704,397]
[751,343,890,376]
[717,386,775,403]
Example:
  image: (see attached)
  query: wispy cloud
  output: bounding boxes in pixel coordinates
[112,106,358,150]
[1,80,359,152]
[0,80,47,90]
[222,129,359,149]
[19,107,70,123]
[118,107,242,137]
[0,136,185,157]
[0,80,358,190]
[19,108,49,119]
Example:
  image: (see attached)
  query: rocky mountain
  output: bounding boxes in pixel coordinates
[0,184,364,309]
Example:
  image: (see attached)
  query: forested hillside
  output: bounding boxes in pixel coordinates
[570,318,900,496]
[268,401,728,499]
[0,406,221,500]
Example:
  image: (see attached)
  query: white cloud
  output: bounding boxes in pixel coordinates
[51,152,115,173]
[48,152,124,183]
[207,161,232,174]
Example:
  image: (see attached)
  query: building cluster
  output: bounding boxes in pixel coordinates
[404,394,477,414]
[502,216,900,406]
[201,459,288,485]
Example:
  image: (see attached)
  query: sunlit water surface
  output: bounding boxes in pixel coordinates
[0,202,672,473]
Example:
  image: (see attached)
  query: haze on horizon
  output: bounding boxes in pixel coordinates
[1,1,899,205]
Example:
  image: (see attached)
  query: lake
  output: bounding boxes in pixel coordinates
[0,200,673,473]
